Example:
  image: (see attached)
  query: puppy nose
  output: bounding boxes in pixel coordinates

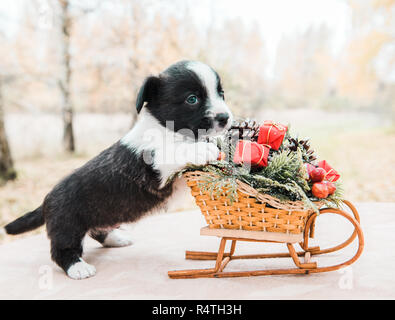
[215,113,230,127]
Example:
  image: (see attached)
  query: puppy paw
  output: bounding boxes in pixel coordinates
[67,259,96,280]
[103,228,133,248]
[193,142,220,166]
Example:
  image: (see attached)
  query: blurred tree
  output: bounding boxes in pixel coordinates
[342,0,395,121]
[0,78,16,184]
[58,0,75,153]
[204,19,267,116]
[119,0,152,126]
[274,25,334,109]
[72,0,158,125]
[10,0,395,129]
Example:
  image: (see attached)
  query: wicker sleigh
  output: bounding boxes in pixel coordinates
[168,171,364,279]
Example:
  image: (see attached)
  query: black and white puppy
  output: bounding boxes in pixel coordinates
[2,60,233,279]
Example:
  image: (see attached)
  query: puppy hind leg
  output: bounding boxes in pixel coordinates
[50,231,96,280]
[90,225,133,248]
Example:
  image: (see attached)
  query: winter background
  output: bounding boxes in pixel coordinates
[0,0,394,299]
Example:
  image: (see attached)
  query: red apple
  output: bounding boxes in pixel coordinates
[305,163,315,179]
[310,167,326,182]
[312,182,329,199]
[323,181,336,195]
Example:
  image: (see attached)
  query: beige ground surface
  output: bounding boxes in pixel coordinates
[0,202,393,300]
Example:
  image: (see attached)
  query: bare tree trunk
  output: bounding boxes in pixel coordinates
[59,0,75,152]
[0,80,16,184]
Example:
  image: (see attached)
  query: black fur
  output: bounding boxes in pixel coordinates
[5,206,44,234]
[45,142,173,271]
[5,141,173,272]
[136,76,161,114]
[4,60,231,276]
[89,228,111,244]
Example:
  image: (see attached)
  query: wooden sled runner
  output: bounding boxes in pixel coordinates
[168,200,364,279]
[168,172,364,279]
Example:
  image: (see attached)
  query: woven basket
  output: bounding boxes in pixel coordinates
[184,171,318,235]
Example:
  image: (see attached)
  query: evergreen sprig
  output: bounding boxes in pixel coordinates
[259,150,302,183]
[198,172,239,204]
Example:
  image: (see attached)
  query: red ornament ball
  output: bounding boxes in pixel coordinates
[323,181,336,195]
[312,182,329,199]
[310,167,326,182]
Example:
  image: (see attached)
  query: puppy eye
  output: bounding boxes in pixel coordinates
[219,90,225,100]
[186,94,199,105]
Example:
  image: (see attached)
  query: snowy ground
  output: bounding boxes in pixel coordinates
[0,202,394,300]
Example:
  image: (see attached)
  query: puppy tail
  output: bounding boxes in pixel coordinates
[4,206,44,235]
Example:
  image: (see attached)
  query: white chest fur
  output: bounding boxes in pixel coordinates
[121,110,219,188]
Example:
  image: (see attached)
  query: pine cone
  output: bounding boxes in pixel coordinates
[229,119,261,141]
[287,137,317,163]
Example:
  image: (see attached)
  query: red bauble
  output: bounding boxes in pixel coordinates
[312,182,329,199]
[310,167,326,182]
[323,181,336,195]
[304,163,315,180]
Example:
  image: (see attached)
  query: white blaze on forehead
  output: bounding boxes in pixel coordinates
[186,61,219,100]
[186,61,232,119]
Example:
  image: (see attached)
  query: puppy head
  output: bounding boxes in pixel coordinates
[136,60,233,139]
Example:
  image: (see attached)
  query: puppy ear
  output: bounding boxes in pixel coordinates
[136,76,161,114]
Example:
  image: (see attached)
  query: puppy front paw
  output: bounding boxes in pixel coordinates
[193,142,220,166]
